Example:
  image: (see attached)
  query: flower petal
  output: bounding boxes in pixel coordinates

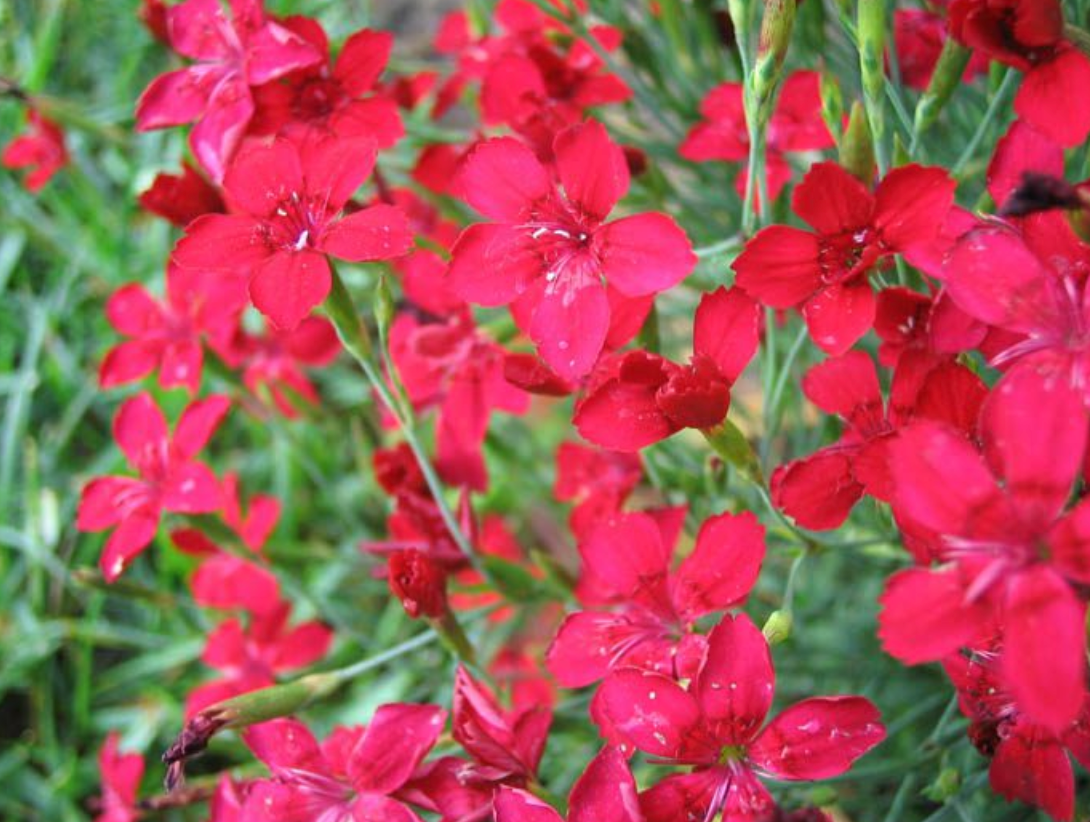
[249,250,332,331]
[458,137,550,221]
[596,213,695,297]
[672,511,765,622]
[554,120,629,222]
[695,614,774,745]
[348,704,447,794]
[322,204,414,262]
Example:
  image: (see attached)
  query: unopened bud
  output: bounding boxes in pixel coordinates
[839,101,876,184]
[388,549,449,619]
[762,609,793,645]
[912,38,971,137]
[818,69,843,143]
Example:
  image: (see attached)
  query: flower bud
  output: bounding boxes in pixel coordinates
[839,101,876,183]
[388,549,449,619]
[762,609,793,645]
[912,37,971,137]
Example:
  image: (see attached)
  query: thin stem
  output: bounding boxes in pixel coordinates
[952,69,1017,178]
[694,236,743,258]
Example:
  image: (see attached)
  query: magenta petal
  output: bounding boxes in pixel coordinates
[106,284,164,335]
[573,354,677,452]
[301,137,376,212]
[223,140,304,217]
[872,164,955,250]
[189,75,254,182]
[987,119,1065,208]
[568,746,642,822]
[351,794,424,822]
[692,286,761,382]
[990,725,1075,821]
[1002,566,1087,733]
[114,392,169,471]
[771,449,863,531]
[792,161,874,235]
[981,367,1086,526]
[100,341,159,388]
[458,137,550,221]
[448,223,539,307]
[638,770,725,822]
[749,696,886,779]
[695,614,774,745]
[99,512,159,582]
[1015,49,1090,147]
[323,204,414,262]
[593,668,704,759]
[162,462,221,513]
[335,29,393,95]
[579,512,669,599]
[554,120,630,222]
[244,718,325,773]
[135,67,212,130]
[546,611,632,688]
[802,282,876,355]
[801,349,882,419]
[878,566,992,664]
[173,394,231,459]
[530,282,609,380]
[348,704,446,794]
[249,250,331,331]
[245,20,322,85]
[732,225,823,308]
[494,788,563,822]
[172,214,268,272]
[1048,498,1090,584]
[596,213,695,297]
[672,511,765,621]
[78,477,139,532]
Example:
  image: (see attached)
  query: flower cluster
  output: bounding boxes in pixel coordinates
[7,0,1090,819]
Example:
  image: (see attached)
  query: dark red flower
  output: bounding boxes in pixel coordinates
[574,287,760,451]
[732,161,956,354]
[77,393,229,581]
[594,614,885,822]
[137,163,226,227]
[448,121,696,379]
[894,8,987,90]
[949,0,1090,146]
[172,136,413,330]
[388,548,449,618]
[2,109,67,192]
[134,0,322,180]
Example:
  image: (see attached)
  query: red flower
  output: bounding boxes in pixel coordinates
[771,349,986,530]
[593,614,885,822]
[390,311,528,490]
[554,441,642,538]
[137,162,226,227]
[452,665,552,783]
[732,161,955,354]
[249,19,403,148]
[680,71,834,203]
[172,136,413,330]
[942,212,1090,403]
[94,733,144,822]
[945,642,1090,821]
[880,367,1090,732]
[172,471,281,555]
[77,393,229,581]
[241,705,446,820]
[190,552,279,615]
[574,286,760,451]
[187,599,332,717]
[494,746,642,822]
[949,0,1090,146]
[2,109,67,192]
[134,0,322,180]
[893,8,987,90]
[547,509,765,688]
[448,121,696,379]
[986,120,1065,212]
[239,316,341,417]
[99,266,245,394]
[388,548,449,618]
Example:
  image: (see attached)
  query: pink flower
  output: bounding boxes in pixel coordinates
[574,287,760,451]
[134,0,322,180]
[771,349,986,530]
[494,746,643,822]
[547,509,765,688]
[732,161,956,354]
[1,109,67,191]
[249,20,403,147]
[880,367,1090,732]
[94,733,144,822]
[448,120,696,379]
[99,266,246,394]
[77,393,229,581]
[593,614,885,822]
[172,136,413,330]
[241,705,446,821]
[554,441,642,538]
[680,71,834,203]
[239,316,341,417]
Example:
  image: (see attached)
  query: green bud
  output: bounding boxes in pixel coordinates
[702,419,764,486]
[819,69,843,143]
[373,273,396,343]
[857,0,886,103]
[839,101,876,183]
[924,767,961,802]
[752,0,797,119]
[325,264,373,361]
[762,609,793,645]
[912,38,971,137]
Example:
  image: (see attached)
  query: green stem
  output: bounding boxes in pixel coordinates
[952,68,1017,178]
